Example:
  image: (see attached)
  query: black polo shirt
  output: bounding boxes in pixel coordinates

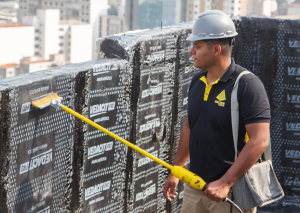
[187,60,270,183]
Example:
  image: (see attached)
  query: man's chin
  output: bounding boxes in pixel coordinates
[193,62,203,69]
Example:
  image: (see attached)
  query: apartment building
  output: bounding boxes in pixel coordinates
[0,23,34,65]
[17,0,108,59]
[22,9,92,64]
[125,0,185,31]
[186,0,246,21]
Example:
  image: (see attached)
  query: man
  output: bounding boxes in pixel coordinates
[163,10,270,213]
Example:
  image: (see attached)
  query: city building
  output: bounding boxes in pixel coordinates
[17,0,109,59]
[186,0,245,22]
[287,2,300,15]
[19,60,51,73]
[108,0,126,19]
[0,63,19,79]
[247,0,277,17]
[0,23,34,65]
[0,2,18,23]
[176,0,187,23]
[125,0,183,31]
[22,9,92,64]
[99,15,124,37]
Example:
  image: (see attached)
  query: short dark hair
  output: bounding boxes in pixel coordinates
[203,38,233,55]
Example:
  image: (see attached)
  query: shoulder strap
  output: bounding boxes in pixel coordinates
[231,71,272,161]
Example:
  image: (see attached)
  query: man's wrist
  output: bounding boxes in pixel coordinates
[220,173,236,188]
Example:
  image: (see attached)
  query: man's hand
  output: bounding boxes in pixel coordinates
[203,179,231,203]
[163,173,179,201]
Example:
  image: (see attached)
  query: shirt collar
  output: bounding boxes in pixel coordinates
[219,59,235,82]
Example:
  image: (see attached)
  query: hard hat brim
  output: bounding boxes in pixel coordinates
[186,33,238,42]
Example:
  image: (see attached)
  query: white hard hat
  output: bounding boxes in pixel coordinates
[187,10,238,41]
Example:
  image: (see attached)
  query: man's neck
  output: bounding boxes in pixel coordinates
[206,58,232,85]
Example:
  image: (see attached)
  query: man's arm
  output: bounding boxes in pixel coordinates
[203,122,270,202]
[163,115,190,201]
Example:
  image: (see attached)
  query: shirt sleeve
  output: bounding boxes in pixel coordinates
[237,74,271,125]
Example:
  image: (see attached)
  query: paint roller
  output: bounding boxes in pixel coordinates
[31,92,243,213]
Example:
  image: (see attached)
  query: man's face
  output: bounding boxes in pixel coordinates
[189,40,214,69]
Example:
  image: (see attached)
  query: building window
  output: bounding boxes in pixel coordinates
[35,29,39,33]
[86,12,88,15]
[59,28,63,31]
[59,50,63,53]
[44,2,47,4]
[35,44,39,48]
[61,3,63,6]
[59,43,63,46]
[59,36,63,39]
[50,2,52,5]
[35,37,39,40]
[56,3,58,6]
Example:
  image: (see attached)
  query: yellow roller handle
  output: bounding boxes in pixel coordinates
[61,105,207,191]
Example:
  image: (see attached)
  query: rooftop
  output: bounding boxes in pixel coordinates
[0,63,18,68]
[60,19,89,26]
[24,60,50,65]
[0,23,28,28]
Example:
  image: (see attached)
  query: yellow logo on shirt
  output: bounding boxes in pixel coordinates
[215,90,226,107]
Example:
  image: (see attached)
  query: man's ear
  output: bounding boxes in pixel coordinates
[213,45,222,56]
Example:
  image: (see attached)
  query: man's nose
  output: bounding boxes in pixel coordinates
[189,47,194,54]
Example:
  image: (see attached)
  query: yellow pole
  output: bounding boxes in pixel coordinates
[61,105,174,170]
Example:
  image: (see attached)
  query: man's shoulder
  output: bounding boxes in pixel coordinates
[233,63,261,85]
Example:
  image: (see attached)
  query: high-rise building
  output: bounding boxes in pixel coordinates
[176,0,187,23]
[0,2,18,23]
[0,23,34,65]
[99,15,124,37]
[247,0,277,17]
[22,9,92,64]
[186,0,243,21]
[17,0,108,59]
[125,0,183,31]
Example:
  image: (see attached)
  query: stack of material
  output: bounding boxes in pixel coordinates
[0,16,300,213]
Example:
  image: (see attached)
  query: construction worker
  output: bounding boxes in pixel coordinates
[163,10,270,213]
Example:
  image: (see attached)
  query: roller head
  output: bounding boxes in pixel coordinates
[31,92,62,109]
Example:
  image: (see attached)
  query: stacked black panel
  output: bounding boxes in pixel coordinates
[169,22,196,213]
[81,59,130,213]
[97,25,187,213]
[0,72,76,213]
[234,17,300,213]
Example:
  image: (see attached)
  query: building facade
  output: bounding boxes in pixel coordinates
[186,0,245,21]
[0,63,19,79]
[0,23,34,65]
[17,0,108,59]
[125,0,183,31]
[247,0,277,17]
[23,9,92,64]
[99,15,124,37]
